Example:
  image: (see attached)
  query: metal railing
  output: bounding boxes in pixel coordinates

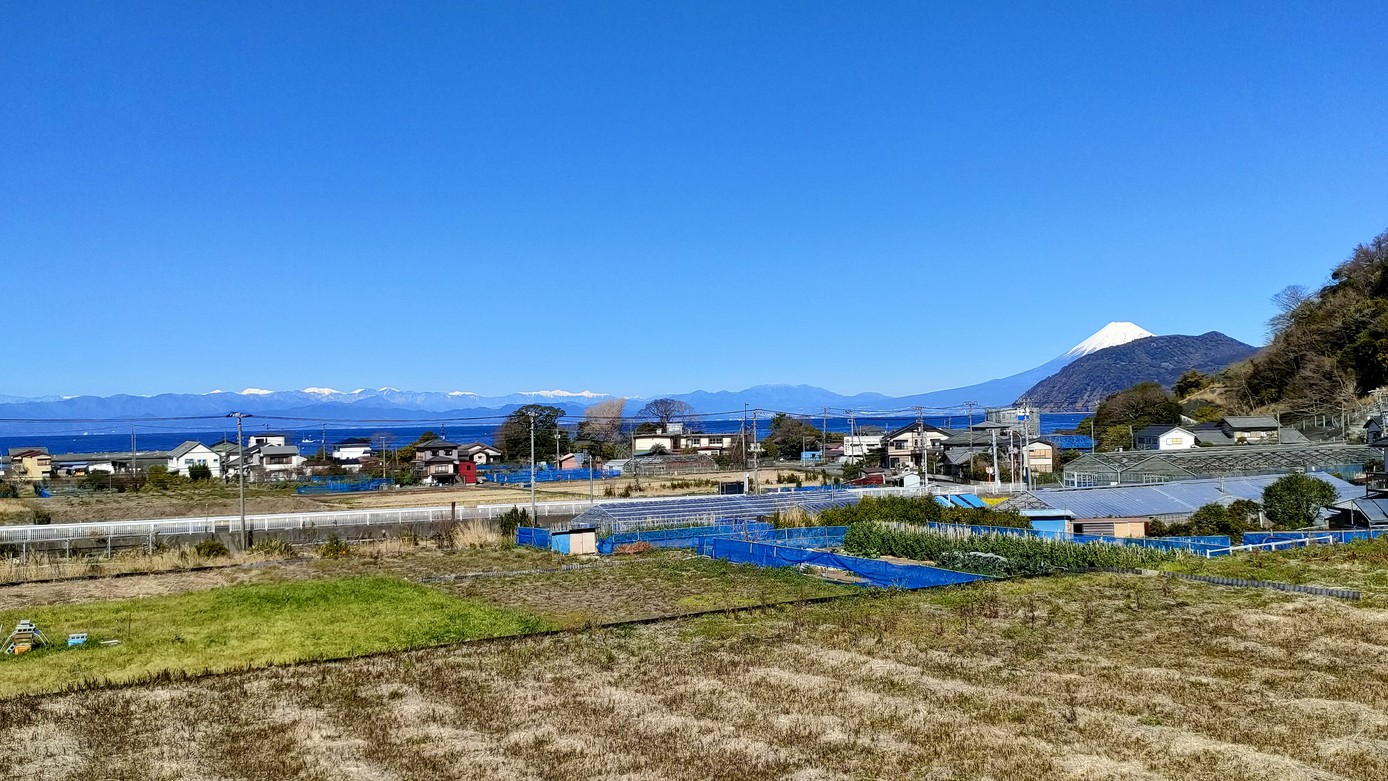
[0,484,971,546]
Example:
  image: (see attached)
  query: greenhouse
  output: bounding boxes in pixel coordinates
[1061,444,1378,487]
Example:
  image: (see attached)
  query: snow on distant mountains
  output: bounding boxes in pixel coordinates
[0,323,1188,427]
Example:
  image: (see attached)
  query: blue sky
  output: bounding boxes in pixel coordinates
[3,1,1386,399]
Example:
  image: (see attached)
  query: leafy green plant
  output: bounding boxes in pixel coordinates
[843,522,1177,576]
[497,506,529,539]
[194,539,229,558]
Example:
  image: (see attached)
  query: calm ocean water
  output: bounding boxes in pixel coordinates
[0,414,1089,456]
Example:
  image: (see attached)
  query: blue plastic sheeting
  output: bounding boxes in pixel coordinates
[957,494,988,509]
[947,495,971,508]
[1048,434,1095,450]
[596,522,775,554]
[488,468,622,484]
[695,525,849,556]
[515,527,551,548]
[1160,535,1232,547]
[933,496,952,508]
[296,478,394,494]
[704,537,991,590]
[1244,530,1388,545]
[923,522,1230,556]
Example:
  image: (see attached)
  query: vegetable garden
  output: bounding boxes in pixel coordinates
[843,522,1180,577]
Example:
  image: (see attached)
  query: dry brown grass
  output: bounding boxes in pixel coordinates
[3,574,1385,780]
[1,487,329,524]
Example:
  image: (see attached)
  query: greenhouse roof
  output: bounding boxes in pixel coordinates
[1001,474,1359,520]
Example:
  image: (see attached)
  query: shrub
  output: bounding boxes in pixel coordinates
[249,538,296,558]
[194,539,229,558]
[319,534,352,559]
[497,507,529,539]
[188,464,213,481]
[29,506,52,525]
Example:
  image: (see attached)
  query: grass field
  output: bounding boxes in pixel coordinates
[453,555,857,626]
[3,573,1386,780]
[0,576,551,698]
[1160,535,1388,600]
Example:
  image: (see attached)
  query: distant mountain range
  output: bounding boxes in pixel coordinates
[1019,332,1258,411]
[0,322,1205,432]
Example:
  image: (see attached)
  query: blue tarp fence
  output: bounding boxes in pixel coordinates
[1158,535,1232,547]
[703,536,991,589]
[1243,530,1388,546]
[487,468,622,484]
[516,527,551,548]
[296,478,394,494]
[694,525,848,555]
[596,522,776,554]
[923,522,1230,556]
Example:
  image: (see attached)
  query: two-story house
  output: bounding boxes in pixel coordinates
[459,442,503,465]
[884,422,949,470]
[332,438,374,461]
[7,448,53,482]
[413,440,463,484]
[167,441,223,476]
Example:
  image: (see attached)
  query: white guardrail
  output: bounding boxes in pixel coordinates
[0,484,986,545]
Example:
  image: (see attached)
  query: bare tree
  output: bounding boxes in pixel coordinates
[638,398,695,430]
[581,397,627,449]
[1267,284,1311,340]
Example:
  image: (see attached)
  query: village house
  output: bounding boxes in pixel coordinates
[7,448,52,482]
[167,441,222,476]
[332,438,374,461]
[459,442,503,464]
[1133,425,1197,451]
[884,422,949,470]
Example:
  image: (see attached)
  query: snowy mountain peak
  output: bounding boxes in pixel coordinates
[1062,322,1155,359]
[302,387,342,396]
[239,388,273,396]
[519,390,604,398]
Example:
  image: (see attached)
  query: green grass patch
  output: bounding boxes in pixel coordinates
[0,576,552,698]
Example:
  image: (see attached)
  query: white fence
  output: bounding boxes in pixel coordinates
[0,484,997,546]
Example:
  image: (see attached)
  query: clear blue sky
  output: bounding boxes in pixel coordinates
[4,1,1386,399]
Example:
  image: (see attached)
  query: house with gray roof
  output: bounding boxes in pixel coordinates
[166,440,222,476]
[1219,416,1281,444]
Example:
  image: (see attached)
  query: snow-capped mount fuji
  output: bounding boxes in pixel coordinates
[1061,322,1156,359]
[870,322,1160,411]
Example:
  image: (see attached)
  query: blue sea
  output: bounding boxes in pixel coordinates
[0,414,1089,456]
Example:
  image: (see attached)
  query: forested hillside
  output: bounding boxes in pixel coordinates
[1232,229,1388,413]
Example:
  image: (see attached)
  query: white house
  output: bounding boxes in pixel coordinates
[1133,425,1197,451]
[167,441,222,476]
[254,445,304,479]
[841,434,884,463]
[245,432,288,449]
[332,438,374,461]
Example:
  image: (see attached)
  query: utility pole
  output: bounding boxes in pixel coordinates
[990,427,1000,494]
[588,445,595,504]
[229,413,249,551]
[751,408,760,494]
[129,427,137,486]
[822,407,829,466]
[964,400,978,428]
[528,410,537,520]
